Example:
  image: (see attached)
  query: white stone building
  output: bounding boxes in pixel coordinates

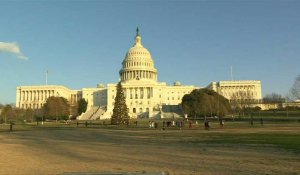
[16,29,197,119]
[105,29,196,119]
[206,80,262,103]
[16,85,81,109]
[16,29,263,119]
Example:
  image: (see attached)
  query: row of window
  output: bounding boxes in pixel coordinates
[112,94,182,101]
[130,101,151,105]
[124,61,152,67]
[21,90,55,101]
[220,86,255,90]
[167,97,181,101]
[21,103,43,109]
[112,101,152,106]
[112,93,151,100]
[132,107,150,113]
[167,91,188,94]
[222,91,257,97]
[128,51,148,55]
[121,70,156,80]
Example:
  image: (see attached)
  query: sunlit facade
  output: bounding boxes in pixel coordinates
[16,29,263,119]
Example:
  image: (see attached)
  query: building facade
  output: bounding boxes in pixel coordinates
[207,80,262,103]
[105,29,196,118]
[16,85,81,109]
[16,29,263,119]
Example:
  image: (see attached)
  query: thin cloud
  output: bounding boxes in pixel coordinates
[0,42,28,60]
[17,55,28,60]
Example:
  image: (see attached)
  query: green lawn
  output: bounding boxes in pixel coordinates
[1,119,300,154]
[190,132,300,153]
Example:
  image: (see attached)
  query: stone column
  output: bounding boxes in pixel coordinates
[22,91,25,102]
[16,89,20,108]
[138,87,140,99]
[140,87,144,99]
[134,88,136,99]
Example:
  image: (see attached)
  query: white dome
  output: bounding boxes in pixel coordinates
[119,28,157,82]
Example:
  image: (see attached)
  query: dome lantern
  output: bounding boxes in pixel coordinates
[134,27,142,46]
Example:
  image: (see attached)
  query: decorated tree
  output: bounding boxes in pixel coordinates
[111,82,129,125]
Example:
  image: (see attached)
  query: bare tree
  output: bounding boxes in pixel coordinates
[263,93,285,109]
[289,74,300,101]
[1,105,15,123]
[230,90,256,117]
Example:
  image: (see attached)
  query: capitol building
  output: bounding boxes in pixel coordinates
[16,29,262,120]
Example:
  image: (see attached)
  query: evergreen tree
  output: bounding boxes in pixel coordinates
[111,82,129,125]
[77,98,88,115]
[182,88,231,118]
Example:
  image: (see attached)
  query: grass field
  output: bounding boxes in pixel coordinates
[0,120,299,175]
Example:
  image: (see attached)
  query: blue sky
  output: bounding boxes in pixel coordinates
[0,0,299,104]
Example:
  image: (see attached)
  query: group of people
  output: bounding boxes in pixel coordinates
[147,119,225,130]
[75,119,226,130]
[162,120,184,128]
[149,121,158,128]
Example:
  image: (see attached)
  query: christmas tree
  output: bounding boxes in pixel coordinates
[111,82,129,125]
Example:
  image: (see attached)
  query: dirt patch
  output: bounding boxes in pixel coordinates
[0,128,299,175]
